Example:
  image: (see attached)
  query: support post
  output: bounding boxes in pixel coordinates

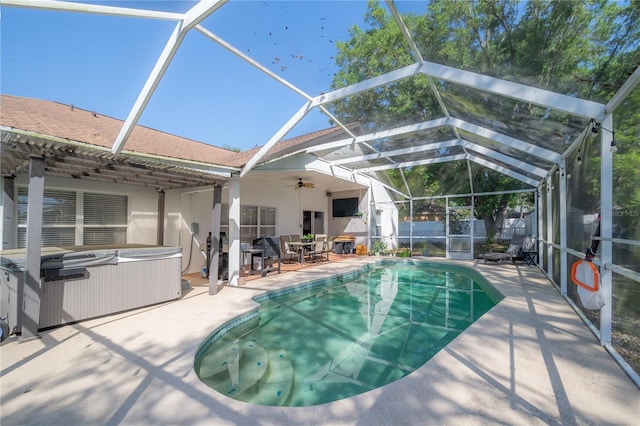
[559,160,568,295]
[208,185,222,295]
[546,176,553,278]
[537,187,544,270]
[409,198,413,254]
[470,195,475,259]
[599,113,614,345]
[228,174,241,287]
[366,180,372,249]
[22,156,45,340]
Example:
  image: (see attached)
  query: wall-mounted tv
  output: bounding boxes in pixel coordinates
[332,197,359,217]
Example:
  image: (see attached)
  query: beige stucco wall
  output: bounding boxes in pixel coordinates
[10,163,399,275]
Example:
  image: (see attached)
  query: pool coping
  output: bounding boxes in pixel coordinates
[1,257,638,425]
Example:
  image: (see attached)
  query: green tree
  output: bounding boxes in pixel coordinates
[328,0,639,237]
[331,1,440,131]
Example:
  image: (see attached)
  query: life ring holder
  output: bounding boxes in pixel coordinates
[571,260,600,292]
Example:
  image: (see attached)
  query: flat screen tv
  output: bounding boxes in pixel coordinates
[332,197,359,217]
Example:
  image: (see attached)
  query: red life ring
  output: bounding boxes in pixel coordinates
[571,260,600,292]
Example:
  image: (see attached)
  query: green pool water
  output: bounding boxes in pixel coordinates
[195,260,502,407]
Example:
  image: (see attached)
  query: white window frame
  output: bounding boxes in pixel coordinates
[17,187,128,247]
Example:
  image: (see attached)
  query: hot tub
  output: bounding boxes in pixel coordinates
[1,244,182,334]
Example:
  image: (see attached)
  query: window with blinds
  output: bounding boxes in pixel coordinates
[199,204,276,244]
[238,205,276,243]
[259,206,276,237]
[18,188,76,247]
[17,188,128,247]
[83,193,128,245]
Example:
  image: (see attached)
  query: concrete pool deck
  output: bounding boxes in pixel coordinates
[1,258,638,425]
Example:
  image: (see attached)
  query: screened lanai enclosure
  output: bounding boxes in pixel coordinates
[2,1,639,383]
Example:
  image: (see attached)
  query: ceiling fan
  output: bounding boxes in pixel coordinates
[295,177,315,189]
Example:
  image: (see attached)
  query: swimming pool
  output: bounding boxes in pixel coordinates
[195,259,503,407]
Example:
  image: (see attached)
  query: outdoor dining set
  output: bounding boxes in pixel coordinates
[240,234,338,277]
[279,234,333,264]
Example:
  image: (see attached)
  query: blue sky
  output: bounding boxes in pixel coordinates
[1,1,390,152]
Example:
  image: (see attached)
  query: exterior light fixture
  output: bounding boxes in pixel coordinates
[599,126,617,153]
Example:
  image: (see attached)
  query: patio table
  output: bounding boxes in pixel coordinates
[287,241,315,264]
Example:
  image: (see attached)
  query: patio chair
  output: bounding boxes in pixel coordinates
[310,236,328,262]
[279,235,298,263]
[290,234,301,242]
[322,237,334,261]
[477,234,525,264]
[515,236,538,265]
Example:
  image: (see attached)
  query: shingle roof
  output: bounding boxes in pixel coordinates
[221,126,352,167]
[1,94,236,166]
[0,94,347,169]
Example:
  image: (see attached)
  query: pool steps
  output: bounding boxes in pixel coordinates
[199,338,293,406]
[247,348,294,406]
[198,340,243,379]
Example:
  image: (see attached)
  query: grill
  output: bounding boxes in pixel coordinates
[250,237,281,277]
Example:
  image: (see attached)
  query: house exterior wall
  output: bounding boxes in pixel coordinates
[327,189,369,247]
[173,182,311,239]
[6,167,398,276]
